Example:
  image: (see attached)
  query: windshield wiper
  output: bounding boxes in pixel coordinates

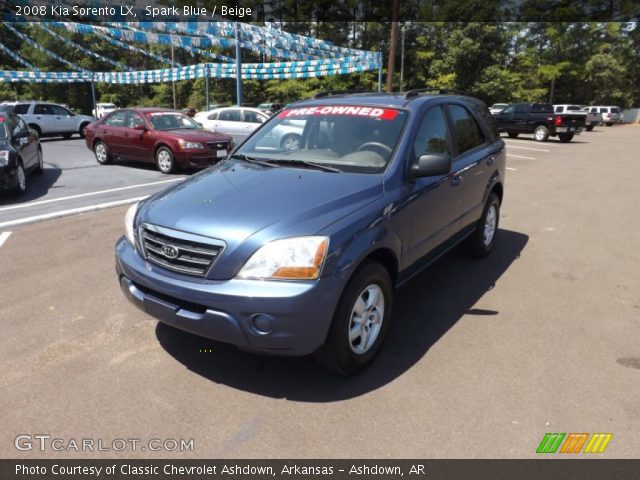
[230,154,279,168]
[264,159,341,173]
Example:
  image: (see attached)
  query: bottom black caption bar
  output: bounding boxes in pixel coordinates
[3,460,640,480]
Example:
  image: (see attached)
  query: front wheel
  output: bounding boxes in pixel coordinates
[465,193,500,258]
[507,132,519,138]
[13,161,27,195]
[586,125,594,132]
[34,149,44,175]
[558,133,574,143]
[534,125,549,142]
[314,261,393,376]
[606,123,613,127]
[79,123,89,138]
[155,147,176,174]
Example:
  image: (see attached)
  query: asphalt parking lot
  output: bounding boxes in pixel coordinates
[1,126,639,458]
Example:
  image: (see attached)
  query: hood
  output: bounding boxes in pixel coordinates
[77,114,96,121]
[141,158,383,247]
[163,129,232,142]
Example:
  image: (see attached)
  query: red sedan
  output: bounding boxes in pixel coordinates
[84,108,234,173]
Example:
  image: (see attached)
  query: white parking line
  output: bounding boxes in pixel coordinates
[504,145,550,152]
[507,153,537,160]
[0,178,183,213]
[506,167,518,171]
[0,231,11,248]
[505,138,559,147]
[0,197,147,229]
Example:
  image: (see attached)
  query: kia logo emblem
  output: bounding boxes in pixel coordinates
[161,244,179,259]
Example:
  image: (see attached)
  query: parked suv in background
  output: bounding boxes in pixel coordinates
[116,89,506,375]
[494,102,585,142]
[581,106,603,131]
[5,101,95,139]
[595,106,622,126]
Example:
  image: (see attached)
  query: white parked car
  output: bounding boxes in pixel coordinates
[489,103,509,115]
[7,101,95,138]
[92,102,118,118]
[593,106,622,126]
[195,106,304,150]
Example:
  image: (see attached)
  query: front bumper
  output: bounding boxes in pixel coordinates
[115,237,348,356]
[0,165,17,191]
[174,150,228,169]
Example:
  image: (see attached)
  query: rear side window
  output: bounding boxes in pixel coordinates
[104,111,127,127]
[515,104,530,114]
[611,107,620,113]
[34,104,52,115]
[555,106,564,113]
[243,110,266,124]
[600,108,608,113]
[413,106,451,158]
[448,104,485,155]
[567,106,581,111]
[13,104,29,114]
[468,100,500,142]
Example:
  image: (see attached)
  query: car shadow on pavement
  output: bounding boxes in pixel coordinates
[156,229,528,402]
[0,165,62,205]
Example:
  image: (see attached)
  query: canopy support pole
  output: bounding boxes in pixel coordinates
[235,24,243,106]
[90,78,97,117]
[205,65,210,111]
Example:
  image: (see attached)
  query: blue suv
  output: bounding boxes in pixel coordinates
[116,89,506,375]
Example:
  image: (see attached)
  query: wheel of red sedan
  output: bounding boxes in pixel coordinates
[94,141,111,165]
[155,147,176,174]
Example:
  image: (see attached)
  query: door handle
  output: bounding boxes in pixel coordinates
[124,133,130,137]
[487,156,495,166]
[451,175,463,187]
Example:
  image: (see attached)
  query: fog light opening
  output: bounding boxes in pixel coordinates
[251,314,274,334]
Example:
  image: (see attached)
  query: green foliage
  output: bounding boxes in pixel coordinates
[0,20,638,113]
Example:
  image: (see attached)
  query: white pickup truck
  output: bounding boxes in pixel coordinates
[6,101,95,139]
[92,103,118,118]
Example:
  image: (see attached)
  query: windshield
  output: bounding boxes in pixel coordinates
[235,105,408,173]
[146,112,200,131]
[101,103,116,109]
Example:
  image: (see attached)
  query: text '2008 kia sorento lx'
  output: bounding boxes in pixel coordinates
[116,90,506,375]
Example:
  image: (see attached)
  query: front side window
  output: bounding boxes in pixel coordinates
[555,106,564,113]
[611,107,620,113]
[243,110,266,124]
[51,105,71,116]
[218,109,241,122]
[448,104,485,155]
[515,104,530,114]
[413,106,451,158]
[125,112,145,129]
[236,105,408,173]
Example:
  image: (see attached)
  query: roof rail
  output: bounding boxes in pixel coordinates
[404,88,468,99]
[313,90,377,99]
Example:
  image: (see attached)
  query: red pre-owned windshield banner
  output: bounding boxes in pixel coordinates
[278,106,399,120]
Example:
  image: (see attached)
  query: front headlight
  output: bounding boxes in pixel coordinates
[178,139,204,149]
[237,236,329,280]
[0,151,9,166]
[124,202,139,245]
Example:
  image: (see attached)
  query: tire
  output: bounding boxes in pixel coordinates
[586,125,594,132]
[13,161,27,195]
[62,133,72,139]
[29,124,41,139]
[314,261,393,376]
[465,192,500,258]
[533,125,549,142]
[280,133,301,151]
[34,148,44,175]
[558,133,574,143]
[606,123,613,127]
[79,123,89,138]
[94,140,112,165]
[507,132,519,138]
[155,146,176,174]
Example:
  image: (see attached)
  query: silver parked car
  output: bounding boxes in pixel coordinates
[4,100,95,139]
[195,106,304,150]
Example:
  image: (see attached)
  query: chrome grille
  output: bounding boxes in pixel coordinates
[206,141,228,150]
[140,224,224,277]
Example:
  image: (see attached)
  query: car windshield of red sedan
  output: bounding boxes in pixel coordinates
[146,112,200,131]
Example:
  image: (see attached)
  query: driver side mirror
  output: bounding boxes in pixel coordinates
[409,153,451,180]
[14,130,30,140]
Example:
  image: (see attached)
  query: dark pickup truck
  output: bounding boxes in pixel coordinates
[494,103,586,142]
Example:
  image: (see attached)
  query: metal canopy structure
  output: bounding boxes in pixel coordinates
[0,21,383,110]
